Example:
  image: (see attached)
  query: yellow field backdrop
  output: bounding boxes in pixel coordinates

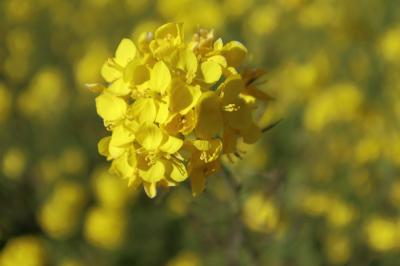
[0,0,400,265]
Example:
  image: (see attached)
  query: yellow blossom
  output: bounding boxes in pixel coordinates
[0,235,46,266]
[324,234,351,264]
[38,181,86,239]
[92,22,267,197]
[167,250,201,266]
[2,148,27,179]
[83,206,127,250]
[364,216,398,252]
[242,192,280,233]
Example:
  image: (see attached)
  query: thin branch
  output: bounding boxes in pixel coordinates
[262,119,283,133]
[222,164,260,266]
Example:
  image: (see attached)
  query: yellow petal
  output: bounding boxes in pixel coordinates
[125,119,140,132]
[127,146,137,168]
[115,38,136,67]
[208,55,227,68]
[180,110,197,135]
[214,38,224,50]
[108,143,125,159]
[110,125,135,147]
[191,172,206,197]
[222,41,248,67]
[136,124,164,150]
[170,81,201,115]
[132,64,150,85]
[122,60,138,83]
[155,22,183,43]
[241,123,261,144]
[201,60,222,84]
[150,40,174,59]
[150,61,171,94]
[159,135,183,154]
[95,93,127,121]
[155,101,169,124]
[223,129,239,154]
[98,136,111,158]
[138,32,152,53]
[195,92,222,139]
[192,139,222,162]
[164,110,197,136]
[143,182,157,198]
[220,75,244,104]
[163,113,181,135]
[107,78,131,96]
[170,162,188,182]
[224,100,253,130]
[110,152,134,178]
[191,139,211,151]
[129,98,157,123]
[224,66,238,76]
[185,49,198,79]
[101,61,121,82]
[141,160,165,183]
[177,48,198,81]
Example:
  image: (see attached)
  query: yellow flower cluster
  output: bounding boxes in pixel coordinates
[94,22,269,198]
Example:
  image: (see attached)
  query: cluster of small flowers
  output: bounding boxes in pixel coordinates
[93,22,269,198]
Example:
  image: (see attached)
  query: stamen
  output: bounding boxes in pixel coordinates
[223,104,240,112]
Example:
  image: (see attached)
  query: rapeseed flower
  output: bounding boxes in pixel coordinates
[92,22,269,198]
[0,235,46,266]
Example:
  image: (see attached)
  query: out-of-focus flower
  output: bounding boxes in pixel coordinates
[59,258,86,266]
[4,0,36,22]
[223,0,253,18]
[6,28,34,56]
[298,1,335,28]
[324,233,352,265]
[242,192,279,233]
[326,199,356,228]
[157,0,224,31]
[91,166,133,209]
[1,148,26,179]
[124,0,149,15]
[57,147,88,175]
[0,235,46,266]
[130,20,161,41]
[364,216,398,252]
[166,188,192,216]
[35,156,62,183]
[18,68,68,121]
[226,142,269,178]
[247,4,280,36]
[83,206,127,250]
[38,181,86,239]
[380,26,400,64]
[354,136,381,164]
[166,250,201,266]
[277,0,304,10]
[303,83,363,132]
[301,191,331,217]
[92,22,269,198]
[75,41,109,85]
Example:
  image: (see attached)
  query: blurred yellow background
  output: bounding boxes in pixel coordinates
[1,0,400,265]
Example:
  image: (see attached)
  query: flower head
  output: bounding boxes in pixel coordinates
[92,22,269,198]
